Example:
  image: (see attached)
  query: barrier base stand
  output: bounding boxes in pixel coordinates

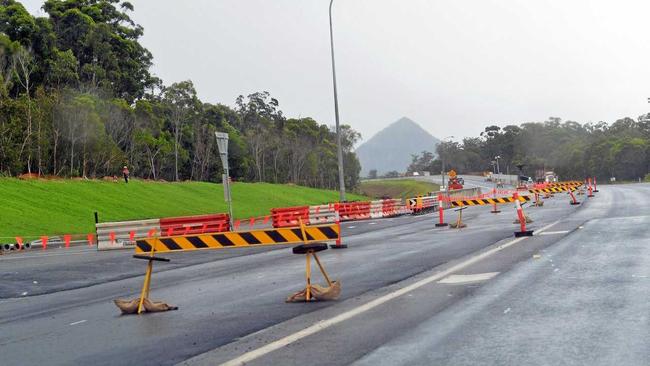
[570,201,581,205]
[588,194,594,198]
[514,230,534,237]
[435,223,449,227]
[490,210,501,214]
[287,243,341,302]
[329,244,348,249]
[593,190,599,193]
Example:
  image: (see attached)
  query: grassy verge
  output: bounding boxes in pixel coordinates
[358,179,439,199]
[0,178,368,239]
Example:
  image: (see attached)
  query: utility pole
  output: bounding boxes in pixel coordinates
[329,0,346,202]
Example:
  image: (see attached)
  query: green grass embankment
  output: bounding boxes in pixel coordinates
[0,178,368,239]
[358,179,439,199]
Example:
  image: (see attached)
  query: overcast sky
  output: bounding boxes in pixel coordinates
[21,0,650,143]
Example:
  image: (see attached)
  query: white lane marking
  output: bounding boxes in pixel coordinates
[438,272,499,284]
[504,307,511,314]
[538,230,570,236]
[368,222,377,225]
[220,220,561,366]
[69,320,87,326]
[0,250,96,261]
[347,226,356,229]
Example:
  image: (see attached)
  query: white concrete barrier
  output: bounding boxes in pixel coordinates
[370,200,384,218]
[308,204,337,225]
[95,219,160,251]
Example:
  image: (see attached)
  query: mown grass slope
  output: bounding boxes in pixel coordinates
[358,179,439,199]
[0,178,368,239]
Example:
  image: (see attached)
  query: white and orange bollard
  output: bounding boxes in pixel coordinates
[513,192,533,237]
[568,189,580,205]
[490,188,501,214]
[435,193,449,227]
[593,177,599,192]
[587,178,594,198]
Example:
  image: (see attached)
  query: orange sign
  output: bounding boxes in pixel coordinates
[448,169,457,178]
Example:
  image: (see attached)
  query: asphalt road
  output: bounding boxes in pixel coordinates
[1,184,642,365]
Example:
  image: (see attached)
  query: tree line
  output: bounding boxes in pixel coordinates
[0,0,361,189]
[408,116,650,182]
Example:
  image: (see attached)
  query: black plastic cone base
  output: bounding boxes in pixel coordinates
[588,194,594,198]
[570,201,580,205]
[329,244,348,249]
[435,223,449,227]
[514,230,534,237]
[490,210,501,214]
[593,190,599,192]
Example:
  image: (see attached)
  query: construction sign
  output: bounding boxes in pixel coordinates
[135,224,340,254]
[450,195,531,208]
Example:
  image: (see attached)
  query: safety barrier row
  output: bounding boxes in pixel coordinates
[338,201,371,221]
[96,213,233,251]
[272,206,310,228]
[308,204,338,225]
[96,219,161,250]
[159,213,230,237]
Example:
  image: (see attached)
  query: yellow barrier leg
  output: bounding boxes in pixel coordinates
[298,218,308,244]
[305,252,312,301]
[312,253,332,286]
[137,260,153,314]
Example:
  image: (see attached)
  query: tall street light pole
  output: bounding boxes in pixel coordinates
[329,0,346,202]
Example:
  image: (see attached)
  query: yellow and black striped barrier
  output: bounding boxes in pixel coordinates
[450,195,530,207]
[547,181,582,188]
[528,186,577,194]
[135,224,340,254]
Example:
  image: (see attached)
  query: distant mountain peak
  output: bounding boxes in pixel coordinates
[356,117,440,176]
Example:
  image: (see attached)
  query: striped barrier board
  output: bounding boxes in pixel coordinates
[528,186,577,193]
[450,195,531,207]
[135,224,340,254]
[548,182,581,187]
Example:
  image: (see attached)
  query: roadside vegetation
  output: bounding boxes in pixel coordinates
[0,178,368,239]
[358,179,439,199]
[407,118,650,182]
[0,1,361,190]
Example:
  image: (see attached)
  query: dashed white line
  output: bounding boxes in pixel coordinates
[219,220,561,366]
[438,272,499,284]
[69,320,87,326]
[538,230,570,236]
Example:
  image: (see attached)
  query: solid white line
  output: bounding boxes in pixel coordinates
[538,230,570,236]
[220,220,561,366]
[0,249,96,261]
[69,320,87,326]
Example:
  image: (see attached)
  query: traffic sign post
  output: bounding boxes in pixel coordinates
[215,132,234,230]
